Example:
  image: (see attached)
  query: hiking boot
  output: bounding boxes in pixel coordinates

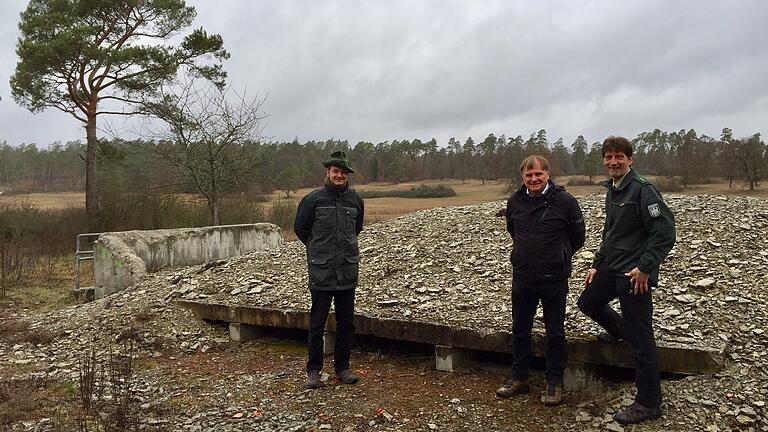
[495,379,529,398]
[336,369,359,384]
[541,383,563,406]
[305,370,323,389]
[596,331,622,343]
[613,402,662,425]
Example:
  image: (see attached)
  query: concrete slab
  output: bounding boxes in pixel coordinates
[229,323,264,342]
[563,361,597,392]
[323,332,335,355]
[176,300,727,375]
[435,345,468,372]
[72,286,94,302]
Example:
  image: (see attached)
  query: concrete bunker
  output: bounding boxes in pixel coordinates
[176,299,726,391]
[91,223,283,299]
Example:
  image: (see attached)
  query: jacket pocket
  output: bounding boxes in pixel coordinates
[308,253,334,287]
[339,255,360,287]
[343,206,358,233]
[312,207,336,233]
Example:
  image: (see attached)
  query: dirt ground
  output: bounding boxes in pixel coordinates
[137,335,608,431]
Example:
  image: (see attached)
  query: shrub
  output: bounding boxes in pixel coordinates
[359,184,456,199]
[0,320,57,345]
[218,199,265,225]
[654,176,684,192]
[566,176,594,186]
[268,199,298,230]
[0,376,52,426]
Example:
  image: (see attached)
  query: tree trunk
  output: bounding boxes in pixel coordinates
[212,199,220,225]
[85,112,100,231]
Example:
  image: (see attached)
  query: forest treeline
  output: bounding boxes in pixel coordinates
[0,127,765,197]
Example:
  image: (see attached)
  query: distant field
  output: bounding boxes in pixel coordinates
[3,178,765,218]
[0,191,85,209]
[276,179,514,224]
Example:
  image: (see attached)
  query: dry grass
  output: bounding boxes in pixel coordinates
[268,179,511,225]
[0,319,58,345]
[0,192,85,209]
[0,376,57,426]
[252,177,768,228]
[0,256,82,314]
[11,178,768,214]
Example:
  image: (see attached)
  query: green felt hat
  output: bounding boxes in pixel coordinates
[322,150,354,173]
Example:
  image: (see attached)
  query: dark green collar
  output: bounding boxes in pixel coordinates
[602,168,638,191]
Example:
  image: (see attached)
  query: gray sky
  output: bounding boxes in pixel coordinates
[1,0,766,147]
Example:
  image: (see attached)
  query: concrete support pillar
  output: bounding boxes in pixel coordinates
[229,323,263,342]
[563,361,597,391]
[435,345,467,372]
[323,332,336,355]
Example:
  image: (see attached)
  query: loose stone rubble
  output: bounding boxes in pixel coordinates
[1,193,767,431]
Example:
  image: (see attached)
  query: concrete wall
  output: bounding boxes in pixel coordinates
[94,223,283,298]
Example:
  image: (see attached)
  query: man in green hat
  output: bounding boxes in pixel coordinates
[294,150,365,389]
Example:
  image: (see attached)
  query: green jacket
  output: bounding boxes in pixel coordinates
[592,168,676,285]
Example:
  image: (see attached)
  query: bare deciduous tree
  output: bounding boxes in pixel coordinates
[736,133,766,191]
[141,82,267,225]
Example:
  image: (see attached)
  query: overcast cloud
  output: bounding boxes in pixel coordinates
[1,0,766,147]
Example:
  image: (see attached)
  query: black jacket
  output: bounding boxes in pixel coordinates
[294,184,364,291]
[592,168,675,285]
[506,180,585,282]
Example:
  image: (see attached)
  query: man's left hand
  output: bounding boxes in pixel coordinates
[624,267,649,295]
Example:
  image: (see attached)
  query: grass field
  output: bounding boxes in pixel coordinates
[8,177,763,220]
[0,191,85,209]
[274,179,516,224]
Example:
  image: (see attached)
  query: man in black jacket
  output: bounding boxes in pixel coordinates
[578,136,675,425]
[294,150,364,389]
[496,155,585,406]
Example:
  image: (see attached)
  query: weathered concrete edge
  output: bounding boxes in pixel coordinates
[175,300,727,375]
[93,223,283,299]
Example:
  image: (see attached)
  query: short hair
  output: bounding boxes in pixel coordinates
[602,136,633,158]
[519,155,550,173]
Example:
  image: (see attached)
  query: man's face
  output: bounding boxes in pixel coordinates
[603,150,633,181]
[522,162,550,196]
[326,165,349,187]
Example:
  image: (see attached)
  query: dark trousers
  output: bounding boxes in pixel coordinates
[307,288,355,373]
[577,270,662,408]
[510,278,568,386]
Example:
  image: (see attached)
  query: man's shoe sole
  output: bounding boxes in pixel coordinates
[495,388,530,398]
[614,409,662,424]
[337,376,359,384]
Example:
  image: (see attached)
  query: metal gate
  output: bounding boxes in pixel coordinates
[74,233,103,294]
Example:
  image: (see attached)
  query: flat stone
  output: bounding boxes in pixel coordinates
[378,299,400,307]
[692,278,716,288]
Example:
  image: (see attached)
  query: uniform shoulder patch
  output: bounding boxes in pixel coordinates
[648,203,661,217]
[634,175,649,185]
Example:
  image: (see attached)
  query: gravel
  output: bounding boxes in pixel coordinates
[1,192,766,431]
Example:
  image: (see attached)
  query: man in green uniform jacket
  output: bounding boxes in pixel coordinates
[578,136,675,425]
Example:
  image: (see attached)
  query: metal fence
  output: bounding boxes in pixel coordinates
[75,233,103,291]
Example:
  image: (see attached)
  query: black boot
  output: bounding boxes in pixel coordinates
[614,402,662,424]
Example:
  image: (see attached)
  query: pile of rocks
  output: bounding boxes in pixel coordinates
[167,192,768,431]
[1,192,766,431]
